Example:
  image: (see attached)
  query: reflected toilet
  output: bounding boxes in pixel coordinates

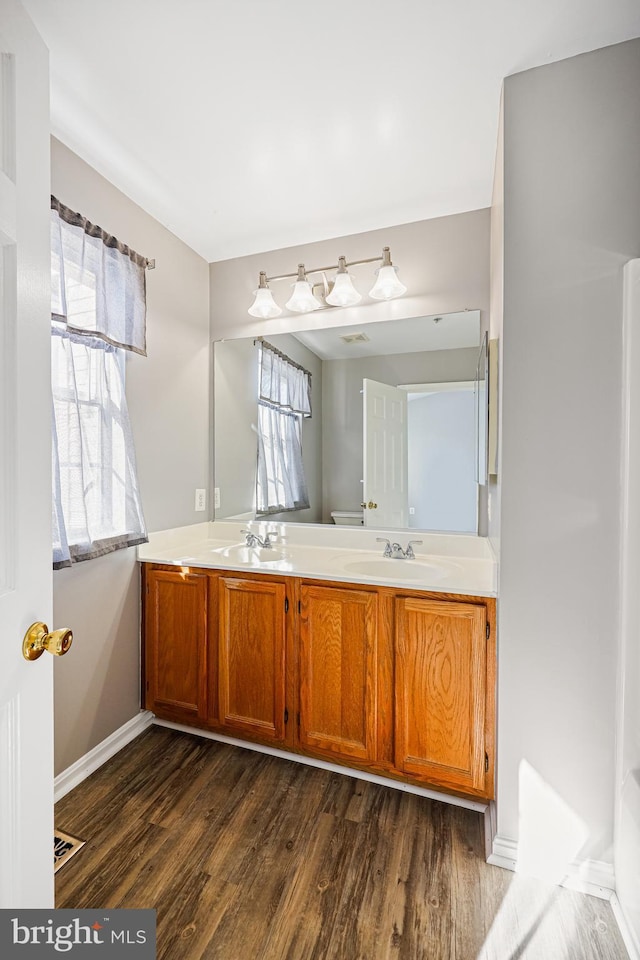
[330,510,364,526]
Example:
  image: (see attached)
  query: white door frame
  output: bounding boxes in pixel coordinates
[614,258,640,955]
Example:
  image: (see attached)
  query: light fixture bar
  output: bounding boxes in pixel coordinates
[264,248,391,283]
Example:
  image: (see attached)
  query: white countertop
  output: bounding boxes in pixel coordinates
[138,521,497,597]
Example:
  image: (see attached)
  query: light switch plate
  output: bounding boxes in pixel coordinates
[195,488,206,512]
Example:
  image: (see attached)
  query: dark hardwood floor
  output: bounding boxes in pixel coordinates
[55,727,628,960]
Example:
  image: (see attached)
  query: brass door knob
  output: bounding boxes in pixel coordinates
[22,622,73,661]
[360,501,367,509]
[367,501,378,510]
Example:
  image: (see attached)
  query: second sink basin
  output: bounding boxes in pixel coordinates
[213,543,287,565]
[336,556,458,583]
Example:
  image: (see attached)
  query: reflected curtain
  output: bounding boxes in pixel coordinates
[256,341,311,515]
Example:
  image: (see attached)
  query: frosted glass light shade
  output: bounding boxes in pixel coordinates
[369,264,407,300]
[285,280,322,313]
[325,272,362,307]
[248,287,282,318]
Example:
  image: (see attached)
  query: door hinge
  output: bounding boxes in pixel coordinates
[485,752,489,773]
[284,708,289,724]
[486,622,490,640]
[285,597,289,613]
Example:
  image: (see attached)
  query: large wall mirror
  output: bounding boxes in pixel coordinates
[213,309,486,534]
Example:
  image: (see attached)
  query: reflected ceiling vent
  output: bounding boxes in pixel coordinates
[339,332,370,344]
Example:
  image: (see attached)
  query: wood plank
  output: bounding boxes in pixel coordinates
[55,728,629,960]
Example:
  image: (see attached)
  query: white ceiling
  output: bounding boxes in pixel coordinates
[293,311,480,360]
[23,0,640,263]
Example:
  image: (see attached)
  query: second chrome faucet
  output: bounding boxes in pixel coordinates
[376,538,423,559]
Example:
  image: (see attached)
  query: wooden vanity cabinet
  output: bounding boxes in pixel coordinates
[216,575,289,745]
[143,566,209,724]
[298,582,379,763]
[142,564,495,802]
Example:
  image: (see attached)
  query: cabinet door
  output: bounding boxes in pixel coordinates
[395,597,487,794]
[144,568,208,722]
[299,583,377,762]
[218,577,287,743]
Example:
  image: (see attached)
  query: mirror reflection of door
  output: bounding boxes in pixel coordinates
[362,379,408,528]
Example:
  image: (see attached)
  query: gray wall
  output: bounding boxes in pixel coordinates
[214,333,323,523]
[322,347,478,525]
[497,39,640,869]
[52,138,210,775]
[488,92,503,555]
[214,338,259,520]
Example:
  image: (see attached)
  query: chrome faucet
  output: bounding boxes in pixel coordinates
[241,529,279,549]
[376,538,423,559]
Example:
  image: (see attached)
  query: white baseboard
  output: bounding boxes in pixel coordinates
[152,718,489,813]
[487,833,518,871]
[54,711,154,803]
[487,834,615,901]
[611,894,640,960]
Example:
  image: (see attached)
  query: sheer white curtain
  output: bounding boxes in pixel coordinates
[256,342,312,515]
[51,198,148,568]
[51,196,147,355]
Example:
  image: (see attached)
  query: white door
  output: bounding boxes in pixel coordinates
[362,378,408,528]
[0,0,54,908]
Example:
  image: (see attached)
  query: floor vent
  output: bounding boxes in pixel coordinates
[54,829,86,873]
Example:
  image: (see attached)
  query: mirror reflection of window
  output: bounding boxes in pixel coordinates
[255,341,312,516]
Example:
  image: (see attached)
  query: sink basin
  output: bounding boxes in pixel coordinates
[337,557,456,582]
[213,543,287,565]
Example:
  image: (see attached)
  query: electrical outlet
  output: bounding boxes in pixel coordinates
[409,506,415,515]
[214,487,221,509]
[195,488,206,512]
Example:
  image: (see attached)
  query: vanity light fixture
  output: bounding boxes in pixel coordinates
[248,272,282,319]
[368,246,407,300]
[247,246,406,317]
[285,264,323,313]
[325,256,362,307]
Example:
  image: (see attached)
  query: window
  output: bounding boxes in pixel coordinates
[255,341,312,515]
[51,197,147,568]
